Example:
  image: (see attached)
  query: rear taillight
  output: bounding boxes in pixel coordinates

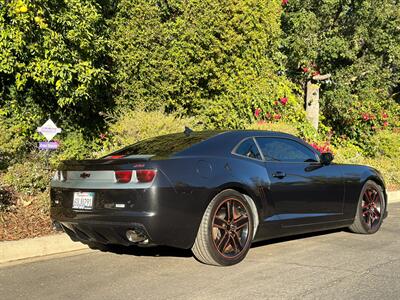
[136,169,157,183]
[115,170,132,183]
[114,169,157,183]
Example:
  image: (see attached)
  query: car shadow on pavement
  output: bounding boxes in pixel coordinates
[95,228,345,259]
[95,244,193,258]
[251,228,344,249]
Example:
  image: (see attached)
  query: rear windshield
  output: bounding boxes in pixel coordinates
[108,131,221,159]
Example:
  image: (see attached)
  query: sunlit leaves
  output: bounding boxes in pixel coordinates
[110,0,305,128]
[0,0,110,129]
[282,0,400,146]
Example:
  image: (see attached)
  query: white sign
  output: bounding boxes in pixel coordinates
[37,119,62,141]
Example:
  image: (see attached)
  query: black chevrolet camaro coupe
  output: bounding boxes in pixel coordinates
[51,130,387,266]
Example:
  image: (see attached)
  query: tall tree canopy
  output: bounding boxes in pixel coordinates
[0,0,111,136]
[110,0,305,128]
[282,0,400,142]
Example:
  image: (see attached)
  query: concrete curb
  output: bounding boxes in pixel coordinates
[0,190,399,264]
[0,233,87,264]
[388,190,400,203]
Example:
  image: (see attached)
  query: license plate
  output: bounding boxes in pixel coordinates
[73,192,94,210]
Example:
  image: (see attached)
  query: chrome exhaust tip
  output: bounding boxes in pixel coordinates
[126,229,148,244]
[52,221,64,232]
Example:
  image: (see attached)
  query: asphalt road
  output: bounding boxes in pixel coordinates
[1,203,400,300]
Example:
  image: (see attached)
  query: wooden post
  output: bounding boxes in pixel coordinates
[305,74,331,131]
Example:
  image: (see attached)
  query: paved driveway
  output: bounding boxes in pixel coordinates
[1,203,399,300]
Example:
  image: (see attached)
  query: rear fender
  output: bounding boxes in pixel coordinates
[214,182,263,216]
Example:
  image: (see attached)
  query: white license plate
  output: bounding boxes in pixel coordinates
[73,192,94,210]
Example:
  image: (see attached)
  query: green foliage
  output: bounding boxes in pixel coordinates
[369,130,400,158]
[0,0,112,145]
[332,140,364,161]
[245,121,299,136]
[100,109,203,154]
[282,0,400,145]
[49,131,95,166]
[0,115,27,165]
[110,0,298,126]
[202,79,307,129]
[1,154,51,195]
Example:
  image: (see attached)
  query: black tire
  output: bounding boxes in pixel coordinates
[349,180,385,234]
[192,189,254,266]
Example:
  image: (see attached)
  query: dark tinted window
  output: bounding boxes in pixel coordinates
[234,138,262,160]
[108,131,220,159]
[256,138,317,162]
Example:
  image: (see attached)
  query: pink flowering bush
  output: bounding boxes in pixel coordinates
[253,95,299,126]
[309,142,333,154]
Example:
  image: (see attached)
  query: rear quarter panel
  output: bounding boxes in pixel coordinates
[154,155,269,245]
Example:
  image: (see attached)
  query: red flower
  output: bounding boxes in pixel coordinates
[302,67,309,73]
[273,114,281,120]
[254,108,262,118]
[274,100,279,106]
[383,121,389,127]
[382,112,389,119]
[362,113,369,121]
[280,97,288,105]
[282,0,288,6]
[310,142,332,154]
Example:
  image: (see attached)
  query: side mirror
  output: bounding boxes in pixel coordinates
[320,152,334,165]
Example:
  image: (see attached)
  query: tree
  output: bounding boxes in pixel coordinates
[282,0,400,143]
[110,0,306,128]
[0,0,112,153]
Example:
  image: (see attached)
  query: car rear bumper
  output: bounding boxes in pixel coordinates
[50,187,206,249]
[51,209,156,247]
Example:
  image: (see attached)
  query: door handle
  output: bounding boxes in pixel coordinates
[272,171,286,179]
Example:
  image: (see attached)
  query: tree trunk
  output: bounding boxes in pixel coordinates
[305,80,319,130]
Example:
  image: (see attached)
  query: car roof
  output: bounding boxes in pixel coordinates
[217,130,297,139]
[109,129,310,160]
[177,130,306,157]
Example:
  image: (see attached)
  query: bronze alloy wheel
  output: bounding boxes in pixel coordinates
[192,189,255,266]
[361,186,383,230]
[349,180,385,234]
[212,198,250,259]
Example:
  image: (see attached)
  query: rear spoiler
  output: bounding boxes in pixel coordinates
[58,156,153,171]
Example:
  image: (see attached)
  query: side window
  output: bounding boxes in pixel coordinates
[255,138,318,162]
[234,138,262,160]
